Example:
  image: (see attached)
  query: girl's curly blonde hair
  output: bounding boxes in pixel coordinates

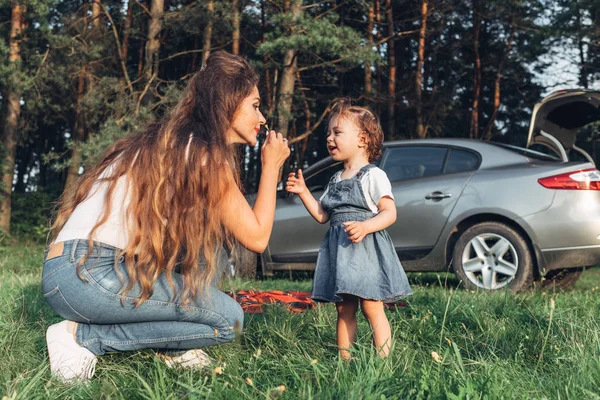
[329,99,384,162]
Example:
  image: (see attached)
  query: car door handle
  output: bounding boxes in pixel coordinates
[425,191,452,200]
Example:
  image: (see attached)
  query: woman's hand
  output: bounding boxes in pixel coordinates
[261,130,290,169]
[343,221,369,243]
[285,169,307,196]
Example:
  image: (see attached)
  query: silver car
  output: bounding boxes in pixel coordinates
[236,89,600,291]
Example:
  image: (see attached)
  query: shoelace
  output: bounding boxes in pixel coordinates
[81,356,96,378]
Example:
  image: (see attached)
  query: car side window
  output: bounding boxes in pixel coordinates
[381,146,447,181]
[305,162,344,191]
[443,148,480,174]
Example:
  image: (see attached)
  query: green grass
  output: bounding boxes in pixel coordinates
[2,242,600,399]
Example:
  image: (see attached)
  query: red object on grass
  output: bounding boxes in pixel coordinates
[229,290,315,314]
[228,290,409,313]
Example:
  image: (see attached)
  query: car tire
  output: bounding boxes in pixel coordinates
[229,242,258,279]
[540,267,583,289]
[452,222,533,291]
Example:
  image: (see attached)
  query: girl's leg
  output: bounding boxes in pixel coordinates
[360,299,391,358]
[336,295,359,360]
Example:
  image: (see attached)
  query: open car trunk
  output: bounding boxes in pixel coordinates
[527,89,600,163]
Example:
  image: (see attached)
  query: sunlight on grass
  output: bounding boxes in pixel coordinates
[2,242,600,398]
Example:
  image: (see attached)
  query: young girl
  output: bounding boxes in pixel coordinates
[286,99,411,360]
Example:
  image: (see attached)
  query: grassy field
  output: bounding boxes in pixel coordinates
[2,242,600,399]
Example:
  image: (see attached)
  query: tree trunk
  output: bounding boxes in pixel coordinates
[575,1,588,88]
[276,0,302,138]
[385,0,396,138]
[470,0,481,139]
[65,0,102,188]
[277,51,298,138]
[364,1,374,97]
[191,35,200,72]
[121,0,134,61]
[375,0,382,117]
[145,0,164,83]
[14,146,32,193]
[92,0,102,29]
[469,1,481,139]
[232,0,240,55]
[201,0,214,64]
[137,1,145,80]
[261,0,273,116]
[0,3,25,233]
[65,66,88,189]
[484,22,514,140]
[415,0,428,138]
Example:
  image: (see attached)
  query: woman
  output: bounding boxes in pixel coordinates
[42,51,290,382]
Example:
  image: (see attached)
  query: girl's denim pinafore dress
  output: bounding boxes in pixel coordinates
[311,164,412,302]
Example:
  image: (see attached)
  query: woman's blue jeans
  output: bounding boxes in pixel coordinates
[42,239,244,356]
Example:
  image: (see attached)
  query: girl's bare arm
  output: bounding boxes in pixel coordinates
[297,190,329,224]
[344,196,396,243]
[362,196,397,233]
[286,169,329,223]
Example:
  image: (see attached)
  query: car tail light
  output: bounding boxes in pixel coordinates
[538,168,600,190]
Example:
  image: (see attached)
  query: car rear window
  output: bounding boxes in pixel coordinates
[444,148,480,173]
[382,146,447,181]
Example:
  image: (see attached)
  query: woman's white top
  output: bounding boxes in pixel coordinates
[55,167,132,249]
[55,136,196,249]
[319,166,394,213]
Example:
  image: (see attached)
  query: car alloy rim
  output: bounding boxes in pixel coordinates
[461,233,519,290]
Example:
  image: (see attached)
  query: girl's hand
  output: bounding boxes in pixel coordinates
[261,130,290,169]
[343,221,369,243]
[286,169,307,195]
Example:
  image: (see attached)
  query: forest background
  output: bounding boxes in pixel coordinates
[0,0,598,242]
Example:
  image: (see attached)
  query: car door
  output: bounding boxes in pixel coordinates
[381,145,479,258]
[268,161,344,262]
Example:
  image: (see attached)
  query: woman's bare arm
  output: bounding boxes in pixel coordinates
[220,170,280,253]
[221,132,289,252]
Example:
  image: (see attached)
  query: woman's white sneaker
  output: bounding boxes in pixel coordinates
[161,349,211,370]
[46,321,97,383]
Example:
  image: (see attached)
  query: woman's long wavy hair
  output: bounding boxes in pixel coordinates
[50,51,259,306]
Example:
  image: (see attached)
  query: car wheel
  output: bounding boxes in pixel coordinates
[540,267,583,289]
[229,242,258,279]
[452,222,533,291]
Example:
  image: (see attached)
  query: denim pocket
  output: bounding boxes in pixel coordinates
[43,286,91,323]
[42,256,72,284]
[82,263,126,295]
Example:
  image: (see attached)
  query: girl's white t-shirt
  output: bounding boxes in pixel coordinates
[319,166,394,213]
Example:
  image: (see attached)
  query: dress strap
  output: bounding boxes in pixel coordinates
[355,164,375,180]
